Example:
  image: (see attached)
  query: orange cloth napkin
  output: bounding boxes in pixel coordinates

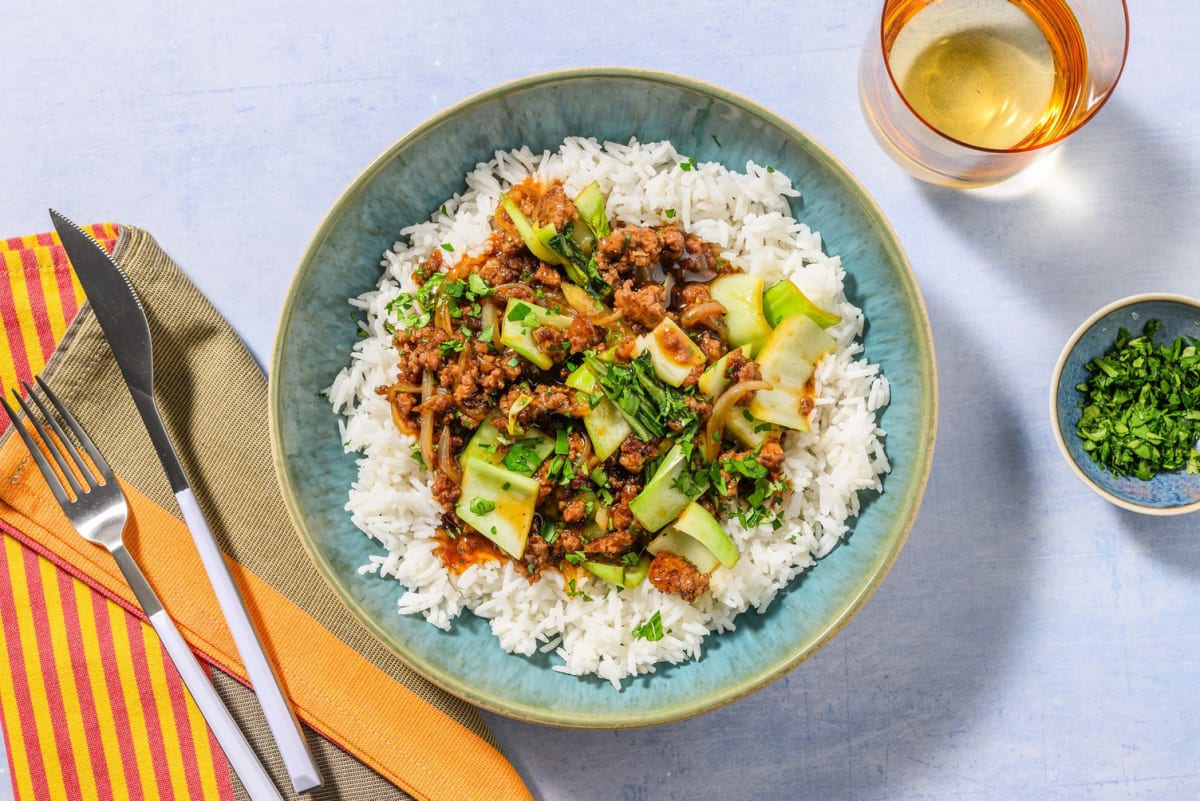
[0,226,532,801]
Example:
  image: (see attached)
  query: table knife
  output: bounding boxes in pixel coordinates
[50,210,322,794]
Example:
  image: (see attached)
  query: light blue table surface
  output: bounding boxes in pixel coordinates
[3,2,1198,800]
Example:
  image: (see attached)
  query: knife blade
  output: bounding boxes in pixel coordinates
[50,210,321,794]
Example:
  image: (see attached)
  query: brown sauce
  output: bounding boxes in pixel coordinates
[435,530,504,574]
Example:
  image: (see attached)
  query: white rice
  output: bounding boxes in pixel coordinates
[328,137,890,687]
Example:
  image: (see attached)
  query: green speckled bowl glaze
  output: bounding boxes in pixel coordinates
[269,68,937,728]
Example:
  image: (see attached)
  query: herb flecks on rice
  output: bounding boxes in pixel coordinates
[329,138,891,686]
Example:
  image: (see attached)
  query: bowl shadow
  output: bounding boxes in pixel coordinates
[916,99,1200,322]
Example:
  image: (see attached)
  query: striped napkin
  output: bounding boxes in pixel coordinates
[0,225,532,801]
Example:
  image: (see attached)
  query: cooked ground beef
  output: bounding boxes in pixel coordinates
[383,176,798,604]
[618,436,660,473]
[584,529,636,557]
[758,441,786,472]
[648,552,710,602]
[613,280,668,330]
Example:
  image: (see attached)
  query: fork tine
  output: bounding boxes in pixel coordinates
[23,379,106,490]
[20,381,97,493]
[11,387,88,496]
[34,377,114,482]
[0,393,71,505]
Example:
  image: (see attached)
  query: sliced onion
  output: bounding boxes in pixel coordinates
[418,369,435,469]
[434,296,453,334]
[480,300,500,348]
[389,381,422,394]
[438,424,461,484]
[589,309,624,328]
[389,398,406,433]
[561,282,597,315]
[702,379,772,461]
[458,336,472,370]
[680,301,726,329]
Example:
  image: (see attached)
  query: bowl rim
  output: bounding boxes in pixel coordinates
[269,66,938,727]
[1049,291,1200,516]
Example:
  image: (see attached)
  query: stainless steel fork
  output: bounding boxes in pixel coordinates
[1,378,284,801]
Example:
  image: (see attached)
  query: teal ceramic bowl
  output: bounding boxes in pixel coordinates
[1051,293,1200,515]
[270,68,937,728]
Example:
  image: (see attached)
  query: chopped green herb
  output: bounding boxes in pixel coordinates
[478,323,495,343]
[503,439,541,475]
[440,243,454,252]
[633,611,664,641]
[409,442,428,470]
[507,302,533,322]
[1075,319,1200,479]
[468,273,492,298]
[664,208,676,219]
[564,551,586,565]
[469,498,496,515]
[416,273,445,312]
[540,518,561,544]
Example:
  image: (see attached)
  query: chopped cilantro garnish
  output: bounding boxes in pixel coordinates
[409,442,428,470]
[415,273,444,312]
[507,302,532,322]
[633,611,664,641]
[566,579,592,601]
[440,242,454,252]
[1075,319,1200,478]
[468,273,492,297]
[503,439,541,475]
[469,498,496,515]
[540,518,561,544]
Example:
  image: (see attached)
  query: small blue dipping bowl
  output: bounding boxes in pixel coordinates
[1051,293,1200,515]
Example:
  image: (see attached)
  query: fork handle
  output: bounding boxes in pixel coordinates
[111,548,284,801]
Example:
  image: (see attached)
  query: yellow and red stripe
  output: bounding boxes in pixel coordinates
[0,223,111,399]
[0,226,234,801]
[0,516,234,801]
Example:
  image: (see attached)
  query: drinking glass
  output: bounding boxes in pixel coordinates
[859,0,1128,188]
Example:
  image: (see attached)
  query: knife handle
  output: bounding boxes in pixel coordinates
[149,607,284,801]
[177,488,322,793]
